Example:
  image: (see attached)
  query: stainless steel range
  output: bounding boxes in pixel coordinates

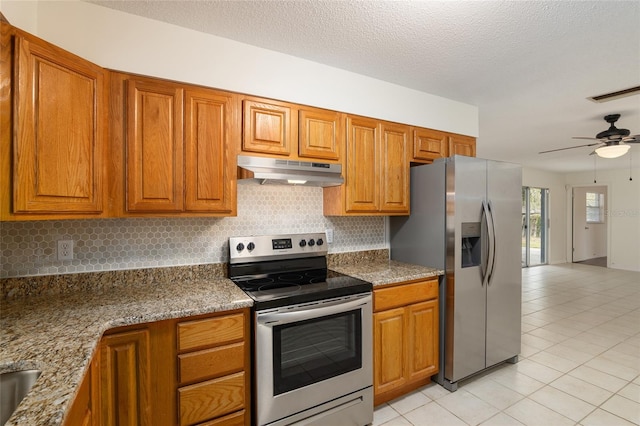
[228,233,373,426]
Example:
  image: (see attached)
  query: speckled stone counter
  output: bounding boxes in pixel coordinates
[328,250,443,286]
[0,265,252,426]
[1,253,441,425]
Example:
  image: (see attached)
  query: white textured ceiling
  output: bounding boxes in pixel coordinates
[88,0,640,173]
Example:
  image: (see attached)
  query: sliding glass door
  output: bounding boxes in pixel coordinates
[522,187,549,267]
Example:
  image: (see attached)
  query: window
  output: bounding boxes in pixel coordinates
[586,192,604,223]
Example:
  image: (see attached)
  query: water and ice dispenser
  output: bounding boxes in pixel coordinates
[461,222,481,268]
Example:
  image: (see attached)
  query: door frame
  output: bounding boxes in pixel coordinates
[522,186,549,267]
[568,184,610,266]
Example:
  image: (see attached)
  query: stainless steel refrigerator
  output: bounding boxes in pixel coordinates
[390,155,522,391]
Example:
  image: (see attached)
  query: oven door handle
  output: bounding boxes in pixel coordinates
[257,294,372,326]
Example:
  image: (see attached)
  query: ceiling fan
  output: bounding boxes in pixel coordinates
[539,114,640,158]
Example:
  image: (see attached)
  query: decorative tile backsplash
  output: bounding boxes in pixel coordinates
[0,183,386,278]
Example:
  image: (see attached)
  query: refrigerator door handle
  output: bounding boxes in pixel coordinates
[486,200,497,284]
[481,200,492,286]
[480,200,495,286]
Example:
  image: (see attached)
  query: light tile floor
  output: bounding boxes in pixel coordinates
[373,263,640,426]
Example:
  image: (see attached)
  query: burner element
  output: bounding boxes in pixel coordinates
[279,273,304,282]
[247,277,274,286]
[258,283,302,293]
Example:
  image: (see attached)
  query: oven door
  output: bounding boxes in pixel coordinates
[255,293,373,426]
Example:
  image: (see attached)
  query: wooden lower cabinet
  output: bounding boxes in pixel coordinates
[99,329,153,426]
[176,311,250,426]
[178,372,246,426]
[64,354,99,426]
[373,279,439,406]
[65,309,250,426]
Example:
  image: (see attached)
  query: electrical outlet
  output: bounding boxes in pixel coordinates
[57,240,74,261]
[325,229,334,244]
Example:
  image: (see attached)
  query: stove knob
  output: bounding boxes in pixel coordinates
[317,238,324,246]
[236,243,245,252]
[247,242,255,251]
[299,239,307,247]
[308,239,315,247]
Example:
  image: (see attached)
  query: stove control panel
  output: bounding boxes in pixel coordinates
[229,232,328,264]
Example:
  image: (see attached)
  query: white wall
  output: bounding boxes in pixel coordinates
[0,0,37,33]
[565,168,640,272]
[0,0,478,136]
[522,167,567,265]
[522,166,640,271]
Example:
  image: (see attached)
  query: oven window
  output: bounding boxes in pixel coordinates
[273,309,362,395]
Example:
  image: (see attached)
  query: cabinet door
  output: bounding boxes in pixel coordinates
[126,78,184,212]
[407,299,439,382]
[64,355,98,426]
[298,107,341,161]
[100,329,152,426]
[13,34,105,214]
[380,123,409,213]
[242,99,291,156]
[373,307,406,398]
[345,116,379,213]
[184,89,235,213]
[448,134,476,157]
[412,128,448,163]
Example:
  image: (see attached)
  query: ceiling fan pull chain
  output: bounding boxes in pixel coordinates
[630,150,633,181]
[593,155,597,183]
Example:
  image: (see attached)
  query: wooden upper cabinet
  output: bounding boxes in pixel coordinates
[380,123,409,213]
[298,107,341,161]
[242,98,292,156]
[126,78,184,212]
[184,89,235,213]
[3,28,107,219]
[324,116,409,216]
[240,97,343,163]
[345,116,379,213]
[110,72,237,217]
[448,133,476,157]
[412,128,448,163]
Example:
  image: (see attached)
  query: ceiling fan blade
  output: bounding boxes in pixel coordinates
[538,142,602,154]
[622,135,640,143]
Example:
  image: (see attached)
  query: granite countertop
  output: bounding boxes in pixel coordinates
[0,251,441,425]
[328,251,443,286]
[0,267,252,426]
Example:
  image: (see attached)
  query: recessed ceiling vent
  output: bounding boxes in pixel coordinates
[588,85,640,103]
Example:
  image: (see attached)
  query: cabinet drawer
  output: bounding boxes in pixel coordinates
[178,313,244,351]
[179,342,245,384]
[374,279,438,312]
[197,410,245,426]
[179,372,245,426]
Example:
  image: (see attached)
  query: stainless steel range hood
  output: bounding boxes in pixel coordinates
[237,155,344,187]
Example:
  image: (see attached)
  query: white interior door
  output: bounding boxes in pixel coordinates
[572,186,607,262]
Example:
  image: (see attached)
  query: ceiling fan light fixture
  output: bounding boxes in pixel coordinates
[595,144,630,159]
